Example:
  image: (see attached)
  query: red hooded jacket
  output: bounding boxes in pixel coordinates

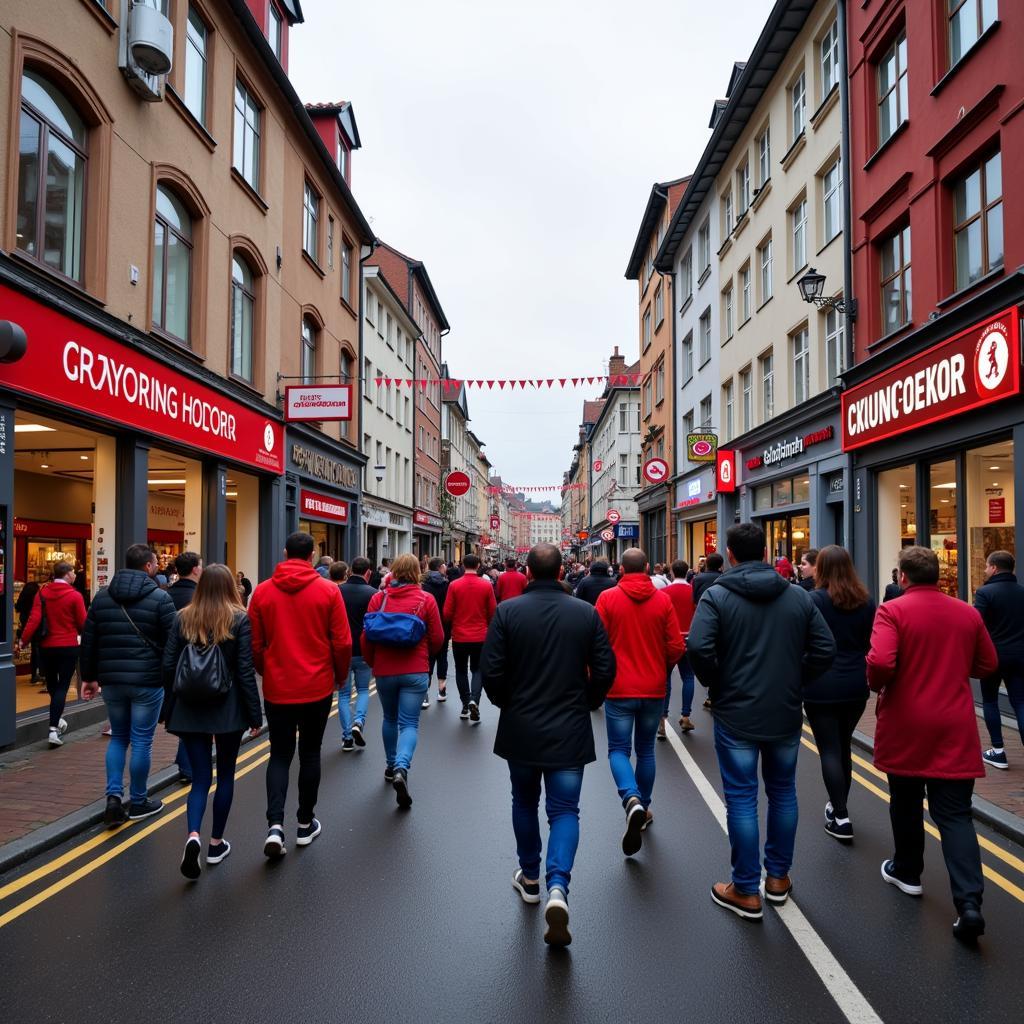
[867,584,998,779]
[248,560,352,704]
[22,580,87,648]
[596,574,685,699]
[361,582,445,676]
[496,570,528,603]
[664,580,695,642]
[444,572,497,643]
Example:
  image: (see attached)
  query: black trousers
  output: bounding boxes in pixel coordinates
[429,635,450,683]
[451,641,483,705]
[40,646,79,729]
[887,775,983,912]
[264,696,332,826]
[804,698,866,818]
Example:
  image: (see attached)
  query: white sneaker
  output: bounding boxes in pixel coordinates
[58,718,69,735]
[421,696,430,709]
[544,888,571,946]
[48,728,63,747]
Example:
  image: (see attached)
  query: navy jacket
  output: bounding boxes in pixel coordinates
[167,578,197,611]
[691,570,723,605]
[340,577,377,658]
[574,569,617,606]
[804,590,875,704]
[974,572,1024,666]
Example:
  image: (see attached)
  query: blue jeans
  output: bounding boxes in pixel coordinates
[377,673,428,772]
[508,761,584,896]
[605,698,663,809]
[714,719,801,894]
[180,731,243,837]
[338,655,372,740]
[665,654,695,717]
[103,684,164,804]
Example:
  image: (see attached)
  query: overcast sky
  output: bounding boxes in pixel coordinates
[290,0,771,502]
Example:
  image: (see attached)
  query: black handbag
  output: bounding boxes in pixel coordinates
[173,639,232,704]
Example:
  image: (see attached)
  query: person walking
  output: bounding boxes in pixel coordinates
[15,580,42,684]
[162,565,263,879]
[661,559,696,738]
[236,570,253,608]
[687,523,835,920]
[797,549,818,592]
[167,551,203,784]
[804,546,875,842]
[79,544,178,827]
[18,561,87,747]
[481,543,616,947]
[444,553,496,723]
[973,550,1024,770]
[868,546,997,942]
[690,552,724,605]
[595,548,684,856]
[338,556,376,751]
[883,568,903,603]
[421,557,450,705]
[573,558,617,605]
[248,532,352,858]
[361,553,444,808]
[496,558,528,603]
[315,555,333,578]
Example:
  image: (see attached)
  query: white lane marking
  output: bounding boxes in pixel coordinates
[665,726,884,1024]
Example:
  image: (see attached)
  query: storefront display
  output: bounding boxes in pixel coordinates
[674,469,717,564]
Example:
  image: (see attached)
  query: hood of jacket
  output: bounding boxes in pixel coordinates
[41,580,79,604]
[716,561,791,603]
[272,559,323,594]
[425,570,448,586]
[617,572,657,603]
[107,569,159,605]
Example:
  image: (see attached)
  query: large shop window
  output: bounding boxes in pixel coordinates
[876,464,918,595]
[965,439,1014,597]
[929,459,958,597]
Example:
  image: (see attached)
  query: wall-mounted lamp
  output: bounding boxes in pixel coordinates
[796,267,856,316]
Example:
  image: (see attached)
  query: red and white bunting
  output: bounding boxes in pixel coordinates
[366,375,642,390]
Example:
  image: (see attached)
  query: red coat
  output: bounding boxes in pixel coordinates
[867,584,997,779]
[664,580,695,643]
[444,573,497,643]
[361,583,445,676]
[596,574,685,699]
[496,570,528,603]
[22,581,87,648]
[249,560,352,704]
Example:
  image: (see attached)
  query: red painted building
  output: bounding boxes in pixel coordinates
[845,0,1024,601]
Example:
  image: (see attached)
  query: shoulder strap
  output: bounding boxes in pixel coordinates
[120,604,159,651]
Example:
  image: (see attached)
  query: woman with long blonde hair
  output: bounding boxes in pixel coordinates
[162,564,263,879]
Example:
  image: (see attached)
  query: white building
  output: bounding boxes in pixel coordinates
[529,513,562,547]
[441,370,474,563]
[589,379,642,561]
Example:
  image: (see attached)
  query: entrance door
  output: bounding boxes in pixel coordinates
[763,513,811,566]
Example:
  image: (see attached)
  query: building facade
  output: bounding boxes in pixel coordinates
[441,371,472,563]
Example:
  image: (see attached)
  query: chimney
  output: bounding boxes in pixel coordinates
[608,346,626,379]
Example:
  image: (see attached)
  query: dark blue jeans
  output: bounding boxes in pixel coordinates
[980,667,1024,748]
[605,698,663,809]
[713,719,800,894]
[180,731,243,838]
[665,654,695,717]
[508,761,584,895]
[103,684,164,804]
[429,636,449,684]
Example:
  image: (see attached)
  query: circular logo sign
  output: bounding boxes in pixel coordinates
[642,458,669,483]
[692,439,713,457]
[607,509,622,524]
[600,528,615,542]
[975,325,1009,392]
[263,423,276,451]
[593,460,604,473]
[445,471,472,497]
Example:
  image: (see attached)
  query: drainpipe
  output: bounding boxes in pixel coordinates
[837,0,855,369]
[358,238,379,560]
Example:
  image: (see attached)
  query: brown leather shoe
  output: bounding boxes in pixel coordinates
[679,716,695,732]
[765,874,792,905]
[711,882,763,919]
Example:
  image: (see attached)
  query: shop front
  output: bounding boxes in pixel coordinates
[413,509,443,559]
[638,484,670,566]
[361,500,412,567]
[674,469,718,566]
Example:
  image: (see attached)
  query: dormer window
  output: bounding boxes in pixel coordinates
[268,3,283,60]
[336,137,348,179]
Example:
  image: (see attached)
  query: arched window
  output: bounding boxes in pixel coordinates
[17,70,87,281]
[339,349,353,439]
[152,185,193,343]
[231,254,256,382]
[301,316,317,384]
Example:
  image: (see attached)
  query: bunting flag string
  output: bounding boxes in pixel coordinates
[373,374,642,390]
[487,483,585,494]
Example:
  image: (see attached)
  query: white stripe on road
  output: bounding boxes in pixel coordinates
[664,726,884,1024]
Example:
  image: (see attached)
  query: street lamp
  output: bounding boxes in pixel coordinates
[796,267,856,316]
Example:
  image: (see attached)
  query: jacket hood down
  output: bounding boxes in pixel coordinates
[617,572,658,603]
[106,569,159,605]
[425,570,448,587]
[271,559,322,594]
[716,561,791,603]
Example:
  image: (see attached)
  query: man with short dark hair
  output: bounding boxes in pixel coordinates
[797,549,819,591]
[444,553,497,722]
[574,559,617,605]
[422,557,450,704]
[688,523,835,920]
[481,543,616,946]
[691,552,725,605]
[496,557,528,603]
[868,545,998,942]
[329,561,348,583]
[337,555,375,751]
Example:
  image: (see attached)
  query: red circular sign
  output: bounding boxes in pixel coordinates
[600,528,615,542]
[445,471,472,497]
[607,509,622,524]
[692,440,713,457]
[642,458,669,483]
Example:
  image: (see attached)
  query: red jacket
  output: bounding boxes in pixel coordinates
[361,583,445,676]
[444,572,497,643]
[664,580,695,642]
[496,570,528,603]
[867,584,997,779]
[22,581,87,648]
[249,560,352,704]
[596,574,685,699]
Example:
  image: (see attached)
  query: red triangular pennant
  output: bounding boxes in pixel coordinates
[559,378,567,387]
[519,380,529,388]
[630,372,642,385]
[487,380,495,389]
[546,379,554,388]
[419,379,428,392]
[571,378,580,386]
[498,380,506,390]
[376,377,384,387]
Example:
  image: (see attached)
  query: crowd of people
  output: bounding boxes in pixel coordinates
[18,523,1023,949]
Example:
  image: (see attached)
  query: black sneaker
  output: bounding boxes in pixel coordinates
[982,748,1009,770]
[264,825,286,859]
[393,769,412,809]
[469,700,481,725]
[180,837,202,880]
[460,704,471,720]
[824,802,835,826]
[881,859,923,896]
[825,818,854,842]
[296,818,321,846]
[543,887,571,947]
[104,795,127,829]
[437,686,447,703]
[128,798,164,821]
[953,904,985,942]
[206,840,231,865]
[622,797,645,857]
[384,766,396,784]
[352,722,366,747]
[512,868,541,904]
[341,738,354,752]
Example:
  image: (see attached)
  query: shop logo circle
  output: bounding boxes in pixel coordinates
[692,440,713,457]
[263,423,276,451]
[975,326,1009,392]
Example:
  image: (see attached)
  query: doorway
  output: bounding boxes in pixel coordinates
[763,513,811,566]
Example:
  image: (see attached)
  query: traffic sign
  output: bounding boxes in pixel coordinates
[593,459,604,473]
[642,458,669,483]
[445,471,471,497]
[600,528,615,542]
[607,509,622,524]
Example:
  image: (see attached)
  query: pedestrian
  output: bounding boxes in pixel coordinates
[797,549,818,592]
[79,543,178,827]
[72,562,91,610]
[867,546,997,942]
[804,546,875,842]
[17,561,87,747]
[690,552,724,605]
[686,555,707,584]
[973,550,1024,770]
[329,560,349,585]
[687,523,835,920]
[236,570,253,608]
[661,559,696,738]
[651,563,670,590]
[167,551,204,784]
[376,557,393,591]
[481,543,616,947]
[421,557,450,704]
[595,548,684,856]
[496,557,529,603]
[15,580,42,684]
[315,555,334,579]
[162,565,262,880]
[573,558,617,605]
[774,556,796,583]
[882,568,903,603]
[361,553,444,808]
[338,556,376,751]
[444,553,497,724]
[249,532,352,858]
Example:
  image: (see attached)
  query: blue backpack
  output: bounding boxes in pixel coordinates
[362,591,428,647]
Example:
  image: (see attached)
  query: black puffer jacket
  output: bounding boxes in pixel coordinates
[804,590,875,704]
[79,570,177,687]
[973,572,1024,666]
[574,569,617,606]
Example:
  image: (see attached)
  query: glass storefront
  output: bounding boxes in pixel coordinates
[299,518,346,563]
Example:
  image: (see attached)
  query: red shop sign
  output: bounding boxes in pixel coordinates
[716,450,736,493]
[300,489,348,523]
[0,285,284,472]
[989,498,1006,524]
[842,308,1021,452]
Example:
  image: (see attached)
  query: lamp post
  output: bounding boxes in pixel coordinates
[796,267,857,316]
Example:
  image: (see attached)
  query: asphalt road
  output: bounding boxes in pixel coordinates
[2,689,1023,1024]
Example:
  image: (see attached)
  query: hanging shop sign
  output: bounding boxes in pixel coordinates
[841,308,1021,452]
[490,514,501,531]
[285,385,352,422]
[746,426,834,471]
[716,450,736,493]
[600,528,615,542]
[687,432,718,463]
[607,509,622,524]
[300,489,348,524]
[642,458,669,484]
[445,471,472,497]
[616,524,638,539]
[413,510,443,529]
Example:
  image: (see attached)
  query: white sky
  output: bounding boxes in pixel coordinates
[290,0,773,500]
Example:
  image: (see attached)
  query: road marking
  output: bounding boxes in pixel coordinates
[665,726,884,1024]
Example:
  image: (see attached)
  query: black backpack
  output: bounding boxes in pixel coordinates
[173,638,231,704]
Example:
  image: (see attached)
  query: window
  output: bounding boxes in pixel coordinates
[791,327,809,404]
[268,3,283,60]
[759,237,773,303]
[183,6,208,126]
[619,404,629,432]
[642,307,652,350]
[17,70,87,282]
[740,263,751,322]
[722,191,734,237]
[363,358,372,397]
[878,31,908,146]
[619,453,630,487]
[791,71,806,140]
[698,218,711,273]
[699,308,712,366]
[655,361,665,404]
[655,283,664,326]
[337,138,348,179]
[230,254,255,382]
[823,158,842,242]
[683,409,694,436]
[880,223,912,333]
[642,379,652,418]
[740,367,752,431]
[303,181,320,259]
[680,248,693,304]
[300,316,317,384]
[792,198,807,272]
[760,351,774,421]
[736,160,750,215]
[723,284,734,340]
[757,127,771,187]
[700,394,712,429]
[233,79,261,191]
[152,185,193,343]
[327,216,334,270]
[682,332,694,382]
[825,308,844,384]
[341,237,353,305]
[386,313,394,346]
[948,0,998,66]
[954,152,1002,289]
[724,381,735,439]
[820,20,840,98]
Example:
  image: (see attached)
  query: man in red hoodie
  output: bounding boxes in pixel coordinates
[596,548,685,856]
[496,558,528,603]
[444,553,497,723]
[249,532,352,858]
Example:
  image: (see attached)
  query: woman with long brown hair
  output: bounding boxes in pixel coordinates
[804,545,876,843]
[162,564,263,879]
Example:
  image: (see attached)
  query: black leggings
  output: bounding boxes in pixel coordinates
[180,731,243,838]
[40,646,79,729]
[805,698,867,819]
